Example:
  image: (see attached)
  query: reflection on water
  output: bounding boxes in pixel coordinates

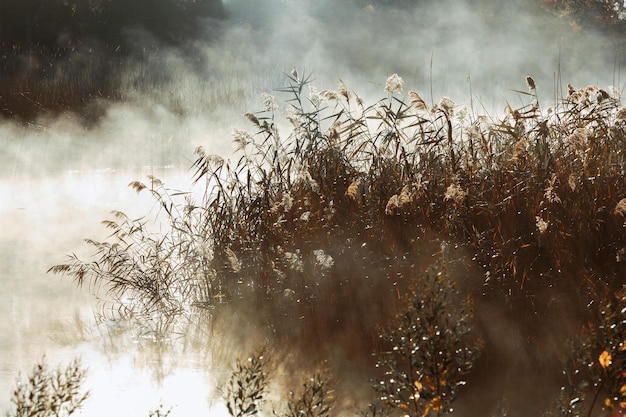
[0,169,228,416]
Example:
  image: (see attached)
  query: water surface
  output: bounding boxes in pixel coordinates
[0,167,228,416]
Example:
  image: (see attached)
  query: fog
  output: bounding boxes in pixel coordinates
[0,0,622,416]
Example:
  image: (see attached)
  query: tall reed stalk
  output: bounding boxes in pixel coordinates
[50,71,626,415]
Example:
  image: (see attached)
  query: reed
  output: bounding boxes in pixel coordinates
[49,71,626,415]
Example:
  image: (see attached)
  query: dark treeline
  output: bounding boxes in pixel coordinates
[0,0,226,51]
[0,0,225,121]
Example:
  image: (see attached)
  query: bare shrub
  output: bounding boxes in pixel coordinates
[548,287,626,417]
[371,258,482,417]
[6,357,90,417]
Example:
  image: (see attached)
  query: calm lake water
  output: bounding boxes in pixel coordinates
[0,167,230,416]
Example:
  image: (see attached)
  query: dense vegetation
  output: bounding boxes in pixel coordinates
[42,72,626,416]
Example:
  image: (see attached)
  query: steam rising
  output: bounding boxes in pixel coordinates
[1,0,623,416]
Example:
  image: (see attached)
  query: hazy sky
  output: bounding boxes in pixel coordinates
[217,0,621,108]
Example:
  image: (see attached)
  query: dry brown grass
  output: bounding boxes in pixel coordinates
[49,71,626,416]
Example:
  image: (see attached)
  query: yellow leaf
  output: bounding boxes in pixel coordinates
[619,341,626,352]
[431,396,443,412]
[599,350,612,369]
[605,397,614,409]
[620,384,626,396]
[414,380,423,393]
[424,375,435,390]
[399,404,409,410]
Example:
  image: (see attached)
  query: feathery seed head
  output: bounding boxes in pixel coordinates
[580,85,600,104]
[205,154,224,166]
[525,76,536,91]
[568,83,576,96]
[232,128,252,151]
[566,127,589,151]
[225,248,241,273]
[296,166,319,193]
[439,97,455,117]
[384,184,415,215]
[409,91,428,111]
[510,139,527,164]
[385,73,404,94]
[399,185,412,206]
[608,85,620,100]
[568,174,577,192]
[346,180,362,201]
[385,194,400,215]
[313,249,334,270]
[286,104,304,128]
[597,89,610,103]
[270,193,294,214]
[244,112,260,127]
[614,198,626,216]
[284,251,304,272]
[466,124,481,141]
[328,121,341,144]
[536,216,549,234]
[456,106,469,122]
[284,193,294,211]
[413,173,427,193]
[309,86,321,107]
[194,146,206,157]
[261,92,278,112]
[544,173,562,204]
[338,79,352,100]
[567,90,583,104]
[300,211,311,222]
[444,183,467,205]
[319,89,339,101]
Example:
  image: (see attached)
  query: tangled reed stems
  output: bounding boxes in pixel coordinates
[48,71,626,416]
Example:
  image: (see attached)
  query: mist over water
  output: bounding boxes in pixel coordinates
[222,0,621,108]
[1,1,623,416]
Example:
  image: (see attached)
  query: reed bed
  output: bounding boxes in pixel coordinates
[48,72,626,416]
